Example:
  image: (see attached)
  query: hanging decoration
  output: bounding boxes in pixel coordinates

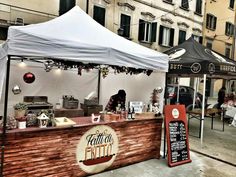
[12,85,21,95]
[100,67,109,78]
[51,60,153,77]
[23,72,35,84]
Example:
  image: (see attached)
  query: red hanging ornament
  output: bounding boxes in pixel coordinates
[23,72,35,84]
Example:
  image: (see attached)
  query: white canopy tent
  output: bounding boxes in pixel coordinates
[0,6,169,174]
[0,6,168,100]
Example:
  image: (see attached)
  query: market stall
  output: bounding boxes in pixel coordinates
[164,37,236,144]
[0,6,169,176]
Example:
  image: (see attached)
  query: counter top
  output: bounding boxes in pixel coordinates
[2,116,163,134]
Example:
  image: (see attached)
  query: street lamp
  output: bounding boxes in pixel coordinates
[117,28,124,36]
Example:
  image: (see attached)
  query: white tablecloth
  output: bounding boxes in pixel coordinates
[221,104,236,127]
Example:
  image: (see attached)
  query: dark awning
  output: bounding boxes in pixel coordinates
[164,37,236,78]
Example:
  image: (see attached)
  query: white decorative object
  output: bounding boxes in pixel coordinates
[18,121,26,129]
[54,117,76,127]
[55,103,61,109]
[91,114,100,123]
[37,113,49,128]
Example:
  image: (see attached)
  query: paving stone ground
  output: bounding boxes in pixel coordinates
[90,152,236,177]
[91,105,236,177]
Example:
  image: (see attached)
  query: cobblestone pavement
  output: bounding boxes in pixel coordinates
[90,152,236,177]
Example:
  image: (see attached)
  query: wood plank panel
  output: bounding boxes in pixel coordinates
[2,118,162,177]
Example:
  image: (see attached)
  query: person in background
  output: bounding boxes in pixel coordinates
[105,90,126,112]
[217,86,226,109]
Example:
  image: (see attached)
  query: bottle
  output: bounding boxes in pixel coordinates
[127,107,132,119]
[149,103,153,112]
[131,107,135,119]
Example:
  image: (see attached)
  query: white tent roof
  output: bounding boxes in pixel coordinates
[6,6,168,71]
[0,6,169,101]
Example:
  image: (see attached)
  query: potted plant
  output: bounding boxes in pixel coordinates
[14,102,28,118]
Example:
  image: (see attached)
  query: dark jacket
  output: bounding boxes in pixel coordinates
[105,94,126,112]
[218,88,225,105]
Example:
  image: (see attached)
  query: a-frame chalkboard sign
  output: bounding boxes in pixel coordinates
[164,105,191,167]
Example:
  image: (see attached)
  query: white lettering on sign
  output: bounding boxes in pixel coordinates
[76,125,119,174]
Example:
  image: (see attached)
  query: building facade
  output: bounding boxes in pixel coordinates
[203,0,236,97]
[0,0,59,43]
[203,0,235,59]
[203,0,236,60]
[0,0,205,52]
[77,0,205,53]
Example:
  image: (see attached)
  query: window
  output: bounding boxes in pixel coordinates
[120,14,131,38]
[229,0,235,9]
[181,0,189,9]
[206,14,217,30]
[195,0,202,14]
[59,0,75,16]
[225,22,234,36]
[225,46,231,58]
[0,27,8,40]
[93,6,106,26]
[206,40,213,49]
[158,25,175,47]
[138,19,157,43]
[178,30,186,44]
[192,35,203,44]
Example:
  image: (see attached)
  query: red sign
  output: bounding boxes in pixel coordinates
[164,105,191,167]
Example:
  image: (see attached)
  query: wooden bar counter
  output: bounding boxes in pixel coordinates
[1,116,163,177]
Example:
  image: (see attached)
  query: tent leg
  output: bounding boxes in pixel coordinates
[97,70,101,104]
[200,74,207,147]
[177,77,180,104]
[0,55,11,176]
[163,73,168,159]
[193,77,197,109]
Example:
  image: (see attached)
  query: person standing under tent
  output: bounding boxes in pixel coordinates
[105,90,126,112]
[217,86,226,109]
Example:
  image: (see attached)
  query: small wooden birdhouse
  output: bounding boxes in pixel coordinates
[37,113,49,128]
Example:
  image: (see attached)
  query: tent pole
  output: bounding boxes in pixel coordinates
[193,77,197,109]
[97,69,101,104]
[200,74,207,147]
[0,55,11,176]
[163,73,168,159]
[177,77,180,104]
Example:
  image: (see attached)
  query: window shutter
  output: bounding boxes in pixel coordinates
[230,0,235,9]
[169,28,175,47]
[196,0,202,14]
[213,16,217,30]
[178,30,186,45]
[59,0,75,15]
[138,19,145,41]
[158,25,164,45]
[121,14,131,38]
[182,0,189,9]
[199,36,203,44]
[151,22,157,42]
[206,14,209,28]
[93,6,106,26]
[0,27,8,40]
[231,24,234,35]
[225,22,228,35]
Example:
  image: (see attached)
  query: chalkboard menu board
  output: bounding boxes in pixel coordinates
[164,105,191,167]
[169,121,189,163]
